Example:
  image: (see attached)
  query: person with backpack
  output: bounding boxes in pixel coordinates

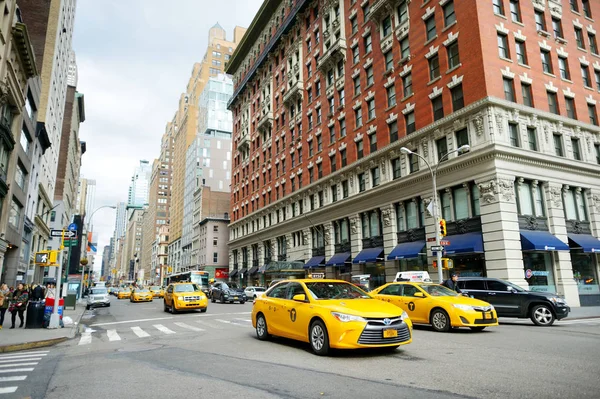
[9,283,29,329]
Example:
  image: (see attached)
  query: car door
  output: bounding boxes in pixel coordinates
[278,282,311,340]
[262,282,289,335]
[485,280,521,316]
[372,284,406,310]
[213,283,223,299]
[399,284,430,324]
[458,279,487,301]
[165,285,174,306]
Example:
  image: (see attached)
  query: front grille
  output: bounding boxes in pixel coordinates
[474,318,497,325]
[473,306,493,312]
[365,317,403,326]
[183,296,201,301]
[358,322,411,345]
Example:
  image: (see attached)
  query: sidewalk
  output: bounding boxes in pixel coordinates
[565,306,600,319]
[0,300,86,353]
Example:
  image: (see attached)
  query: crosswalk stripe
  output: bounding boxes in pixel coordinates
[78,332,92,345]
[0,358,42,364]
[0,387,18,394]
[107,330,121,341]
[0,375,27,382]
[0,350,48,358]
[0,363,38,368]
[215,319,232,324]
[0,368,34,373]
[195,320,222,329]
[154,324,176,334]
[174,322,204,332]
[0,354,47,360]
[131,326,150,338]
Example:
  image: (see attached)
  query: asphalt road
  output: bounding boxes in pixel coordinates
[6,297,600,399]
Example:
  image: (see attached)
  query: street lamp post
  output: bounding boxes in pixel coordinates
[78,205,117,300]
[400,145,470,284]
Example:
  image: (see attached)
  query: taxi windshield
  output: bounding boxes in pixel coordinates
[150,286,160,290]
[420,285,459,297]
[174,284,199,292]
[305,282,370,300]
[136,288,150,293]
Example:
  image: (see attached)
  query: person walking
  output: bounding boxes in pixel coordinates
[31,283,45,301]
[0,283,10,329]
[441,272,462,293]
[9,283,29,329]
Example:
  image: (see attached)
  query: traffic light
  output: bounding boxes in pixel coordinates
[439,219,447,237]
[432,258,452,269]
[49,250,58,265]
[35,251,50,266]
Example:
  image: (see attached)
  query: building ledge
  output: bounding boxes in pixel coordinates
[0,120,16,151]
[12,22,38,79]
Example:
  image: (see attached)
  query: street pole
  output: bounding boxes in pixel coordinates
[48,233,65,329]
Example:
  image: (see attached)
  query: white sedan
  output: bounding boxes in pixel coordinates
[244,286,266,299]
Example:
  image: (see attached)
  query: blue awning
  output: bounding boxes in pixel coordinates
[352,247,384,264]
[304,256,326,269]
[387,241,426,260]
[444,232,484,254]
[520,231,569,251]
[326,252,351,266]
[568,234,600,253]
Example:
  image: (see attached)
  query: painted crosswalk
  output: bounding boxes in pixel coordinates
[0,350,49,395]
[77,316,254,346]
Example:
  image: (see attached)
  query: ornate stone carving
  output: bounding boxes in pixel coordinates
[544,125,551,143]
[302,230,309,243]
[477,178,515,204]
[592,194,600,213]
[0,80,8,106]
[422,139,429,157]
[473,114,484,137]
[524,216,539,230]
[381,208,392,227]
[350,217,360,234]
[323,225,331,244]
[549,186,563,208]
[495,113,504,135]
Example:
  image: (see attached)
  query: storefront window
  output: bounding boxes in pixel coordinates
[448,254,486,277]
[441,191,452,221]
[363,262,386,289]
[571,251,599,296]
[523,252,556,293]
[396,203,405,231]
[453,186,469,220]
[517,183,534,215]
[406,201,418,229]
[471,184,481,216]
[397,256,428,272]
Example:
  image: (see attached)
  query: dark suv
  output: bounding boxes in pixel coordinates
[210,282,246,304]
[457,277,570,326]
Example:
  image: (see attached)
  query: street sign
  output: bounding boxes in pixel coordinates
[51,229,77,238]
[427,237,436,243]
[68,223,77,231]
[63,239,78,247]
[431,246,444,252]
[440,240,450,246]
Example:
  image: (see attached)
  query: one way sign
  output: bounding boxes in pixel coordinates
[50,229,77,238]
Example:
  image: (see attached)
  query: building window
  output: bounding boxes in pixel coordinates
[367,99,375,120]
[432,95,444,121]
[498,34,510,59]
[317,135,323,152]
[510,0,522,22]
[493,0,505,16]
[572,138,582,160]
[527,127,538,151]
[456,128,469,149]
[15,163,27,190]
[575,27,585,48]
[554,134,564,156]
[552,17,563,39]
[436,136,448,163]
[358,173,366,192]
[384,50,393,72]
[558,57,570,80]
[353,46,360,65]
[582,64,592,87]
[570,0,579,12]
[389,121,398,142]
[364,34,372,53]
[409,150,419,173]
[371,167,380,187]
[20,126,30,154]
[594,143,600,164]
[387,85,396,107]
[341,148,347,166]
[366,66,374,86]
[400,37,410,59]
[382,16,392,37]
[509,123,520,147]
[351,16,358,34]
[392,157,401,179]
[595,70,600,91]
[503,78,516,102]
[369,134,377,153]
[535,10,547,32]
[342,180,349,198]
[443,1,456,27]
[588,104,598,126]
[353,76,361,95]
[515,40,528,65]
[447,42,460,69]
[547,91,559,114]
[356,140,364,159]
[541,50,553,74]
[429,54,440,80]
[340,118,346,137]
[398,0,409,23]
[425,15,436,41]
[9,199,22,229]
[521,83,533,107]
[405,111,415,134]
[403,73,413,97]
[565,97,577,119]
[582,0,592,18]
[330,154,337,172]
[329,126,336,143]
[564,187,588,222]
[318,163,323,179]
[361,210,382,239]
[516,180,545,217]
[589,33,598,55]
[331,185,338,203]
[355,107,363,127]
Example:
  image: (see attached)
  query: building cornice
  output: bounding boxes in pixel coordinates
[11,22,38,79]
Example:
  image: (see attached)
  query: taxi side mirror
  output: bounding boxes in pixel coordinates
[413,292,425,298]
[292,294,307,302]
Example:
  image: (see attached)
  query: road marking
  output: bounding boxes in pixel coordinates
[0,363,38,368]
[0,387,18,394]
[107,330,121,341]
[0,358,42,364]
[78,332,92,346]
[0,354,47,360]
[0,351,48,358]
[131,326,151,338]
[0,375,27,382]
[195,320,222,329]
[174,322,204,332]
[192,311,251,318]
[154,324,176,334]
[0,368,34,373]
[215,319,232,324]
[90,316,173,326]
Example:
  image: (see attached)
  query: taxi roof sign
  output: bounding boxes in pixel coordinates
[395,271,432,283]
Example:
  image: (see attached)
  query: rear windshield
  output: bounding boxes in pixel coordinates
[254,287,266,292]
[91,288,107,295]
[174,284,200,292]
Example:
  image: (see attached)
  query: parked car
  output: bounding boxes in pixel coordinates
[457,277,570,326]
[211,282,246,304]
[244,286,266,299]
[86,287,110,310]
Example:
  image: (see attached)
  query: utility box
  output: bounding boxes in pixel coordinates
[64,292,77,309]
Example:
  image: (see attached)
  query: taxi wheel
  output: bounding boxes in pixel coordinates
[309,320,330,356]
[163,301,169,313]
[470,327,486,332]
[200,308,207,313]
[171,303,178,314]
[430,309,451,332]
[256,314,270,340]
[530,304,555,326]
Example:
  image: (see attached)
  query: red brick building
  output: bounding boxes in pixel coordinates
[226,0,600,307]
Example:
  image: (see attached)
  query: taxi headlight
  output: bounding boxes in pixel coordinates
[331,312,367,323]
[453,304,475,311]
[400,311,409,321]
[199,295,206,300]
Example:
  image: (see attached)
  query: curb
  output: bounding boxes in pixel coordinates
[562,316,600,321]
[0,337,69,353]
[69,306,88,339]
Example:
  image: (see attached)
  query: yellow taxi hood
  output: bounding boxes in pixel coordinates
[319,298,405,318]
[173,291,201,295]
[429,295,491,307]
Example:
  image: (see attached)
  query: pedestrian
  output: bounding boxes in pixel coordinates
[45,283,56,299]
[441,272,462,293]
[9,283,29,329]
[32,283,45,301]
[0,283,10,329]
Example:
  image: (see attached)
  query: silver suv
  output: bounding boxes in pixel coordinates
[86,287,111,310]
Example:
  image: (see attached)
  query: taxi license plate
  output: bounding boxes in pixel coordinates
[383,329,398,338]
[483,312,492,319]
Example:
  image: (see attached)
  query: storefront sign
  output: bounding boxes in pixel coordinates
[531,270,549,277]
[525,269,533,279]
[215,268,229,279]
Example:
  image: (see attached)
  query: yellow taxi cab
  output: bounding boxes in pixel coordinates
[150,286,164,298]
[117,288,131,299]
[130,288,154,302]
[163,282,208,314]
[252,279,413,356]
[371,281,498,332]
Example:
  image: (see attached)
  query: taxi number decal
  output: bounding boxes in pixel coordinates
[408,302,416,311]
[290,308,297,322]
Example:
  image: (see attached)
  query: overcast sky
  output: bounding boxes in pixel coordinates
[72,0,263,272]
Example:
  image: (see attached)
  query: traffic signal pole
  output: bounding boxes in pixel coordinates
[48,232,65,329]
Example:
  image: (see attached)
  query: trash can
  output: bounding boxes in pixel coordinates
[64,292,77,310]
[43,298,64,328]
[25,300,46,329]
